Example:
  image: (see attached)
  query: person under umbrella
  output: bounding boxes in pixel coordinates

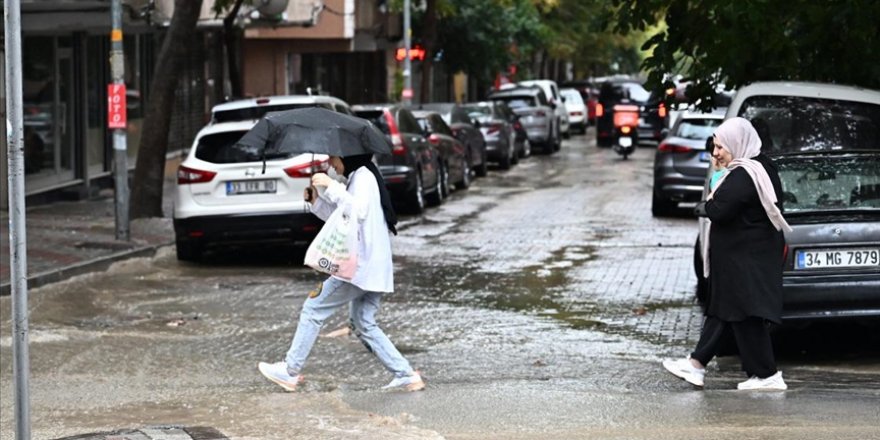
[255,108,424,392]
[663,117,791,391]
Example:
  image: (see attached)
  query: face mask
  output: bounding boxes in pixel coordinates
[326,166,347,183]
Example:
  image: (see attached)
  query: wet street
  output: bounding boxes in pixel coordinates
[2,132,880,440]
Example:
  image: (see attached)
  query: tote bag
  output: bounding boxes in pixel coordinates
[304,205,359,280]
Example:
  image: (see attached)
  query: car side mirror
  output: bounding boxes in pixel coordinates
[705,136,714,152]
[660,128,669,139]
[472,119,481,129]
[561,97,567,103]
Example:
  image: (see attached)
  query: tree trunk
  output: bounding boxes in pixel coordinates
[224,0,246,99]
[130,0,203,219]
[419,0,437,103]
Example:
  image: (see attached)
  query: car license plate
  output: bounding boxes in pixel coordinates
[226,179,277,195]
[795,248,880,270]
[618,137,633,147]
[699,152,711,162]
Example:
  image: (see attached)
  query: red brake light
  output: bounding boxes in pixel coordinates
[535,110,547,117]
[595,103,604,118]
[428,133,441,145]
[177,165,216,184]
[284,159,330,178]
[255,98,270,105]
[657,143,693,153]
[384,110,407,156]
[783,244,789,262]
[658,102,667,118]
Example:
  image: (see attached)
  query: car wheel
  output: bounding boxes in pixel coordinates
[176,239,203,262]
[498,144,513,170]
[520,139,532,158]
[425,168,443,207]
[651,187,677,217]
[476,148,489,177]
[407,171,426,213]
[458,157,471,190]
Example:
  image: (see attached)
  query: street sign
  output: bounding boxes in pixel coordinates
[107,84,127,129]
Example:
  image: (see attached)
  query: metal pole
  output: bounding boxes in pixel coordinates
[402,0,412,106]
[4,0,32,438]
[111,0,129,240]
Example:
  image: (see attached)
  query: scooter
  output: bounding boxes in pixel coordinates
[612,104,640,160]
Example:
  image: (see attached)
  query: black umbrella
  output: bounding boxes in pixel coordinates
[234,107,392,159]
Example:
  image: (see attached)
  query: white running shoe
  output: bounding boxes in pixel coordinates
[382,371,425,391]
[737,371,787,391]
[662,357,706,387]
[258,361,304,392]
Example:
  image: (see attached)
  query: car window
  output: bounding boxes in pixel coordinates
[674,118,721,140]
[451,107,470,124]
[194,130,294,163]
[494,96,536,109]
[623,83,650,102]
[355,110,390,135]
[213,103,334,123]
[561,89,584,104]
[777,156,880,213]
[462,105,493,123]
[430,115,454,136]
[738,96,880,153]
[397,109,422,134]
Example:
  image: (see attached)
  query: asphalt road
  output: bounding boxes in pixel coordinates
[2,130,879,440]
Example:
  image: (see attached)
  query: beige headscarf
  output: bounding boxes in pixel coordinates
[700,117,792,278]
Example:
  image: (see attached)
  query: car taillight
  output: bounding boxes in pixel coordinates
[783,244,789,262]
[487,123,502,134]
[177,165,216,184]
[385,110,407,156]
[534,110,547,117]
[595,103,604,117]
[658,102,667,118]
[570,111,584,116]
[284,159,330,178]
[514,121,523,130]
[428,134,441,145]
[621,126,632,134]
[657,143,693,153]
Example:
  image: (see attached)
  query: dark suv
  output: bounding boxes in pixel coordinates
[353,104,444,214]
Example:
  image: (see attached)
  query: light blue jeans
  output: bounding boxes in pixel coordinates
[285,277,414,378]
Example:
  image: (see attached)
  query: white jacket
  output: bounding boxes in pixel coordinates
[310,167,394,293]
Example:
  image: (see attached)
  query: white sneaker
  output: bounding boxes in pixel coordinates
[662,357,706,387]
[382,371,425,391]
[737,371,787,391]
[258,361,304,392]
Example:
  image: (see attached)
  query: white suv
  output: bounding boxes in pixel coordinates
[519,79,571,137]
[173,95,351,261]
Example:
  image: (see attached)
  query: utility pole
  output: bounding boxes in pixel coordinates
[402,0,412,106]
[4,0,32,438]
[110,0,130,240]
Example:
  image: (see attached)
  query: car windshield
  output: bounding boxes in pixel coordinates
[462,105,493,122]
[777,155,880,213]
[739,96,880,153]
[675,118,722,140]
[494,96,536,109]
[561,89,584,104]
[213,103,333,123]
[195,131,295,163]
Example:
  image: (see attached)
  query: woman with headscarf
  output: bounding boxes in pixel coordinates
[258,154,425,392]
[663,117,792,391]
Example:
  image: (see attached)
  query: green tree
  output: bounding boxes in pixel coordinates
[610,0,880,108]
[130,0,204,219]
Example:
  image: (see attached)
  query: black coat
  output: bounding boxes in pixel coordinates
[704,154,785,323]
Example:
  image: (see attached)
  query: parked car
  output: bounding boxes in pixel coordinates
[595,79,667,147]
[173,95,356,262]
[419,103,489,177]
[519,79,571,138]
[488,86,561,154]
[412,110,471,196]
[560,87,588,134]
[352,104,444,214]
[652,111,725,216]
[561,80,600,125]
[461,100,521,169]
[694,81,880,321]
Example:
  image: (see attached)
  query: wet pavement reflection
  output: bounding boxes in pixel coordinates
[2,131,879,439]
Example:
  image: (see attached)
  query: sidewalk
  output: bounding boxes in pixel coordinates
[0,160,180,296]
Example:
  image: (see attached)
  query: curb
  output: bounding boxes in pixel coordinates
[0,241,173,296]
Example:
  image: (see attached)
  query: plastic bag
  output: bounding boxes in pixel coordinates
[304,205,358,280]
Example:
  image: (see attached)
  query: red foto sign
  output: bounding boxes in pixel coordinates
[107,84,127,129]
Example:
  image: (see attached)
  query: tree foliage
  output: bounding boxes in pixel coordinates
[610,0,880,109]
